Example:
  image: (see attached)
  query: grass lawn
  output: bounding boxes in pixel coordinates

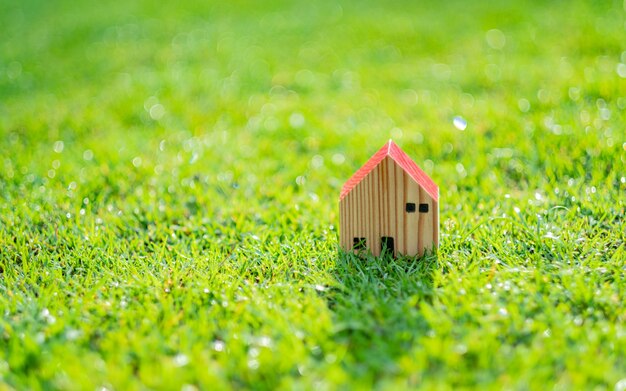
[1,0,625,389]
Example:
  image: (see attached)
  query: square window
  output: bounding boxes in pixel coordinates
[406,203,416,213]
[419,203,429,213]
[353,237,366,250]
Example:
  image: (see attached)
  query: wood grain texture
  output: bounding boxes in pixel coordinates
[340,155,438,257]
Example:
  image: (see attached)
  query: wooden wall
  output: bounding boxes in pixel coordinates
[339,156,438,257]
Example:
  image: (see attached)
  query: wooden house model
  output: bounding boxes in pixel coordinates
[339,140,439,257]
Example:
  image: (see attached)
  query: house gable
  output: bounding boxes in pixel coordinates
[339,140,438,201]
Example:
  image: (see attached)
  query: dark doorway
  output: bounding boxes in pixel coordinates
[380,236,394,256]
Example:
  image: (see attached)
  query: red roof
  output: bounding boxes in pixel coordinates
[339,140,438,201]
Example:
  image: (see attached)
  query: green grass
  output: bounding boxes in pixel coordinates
[1,0,625,389]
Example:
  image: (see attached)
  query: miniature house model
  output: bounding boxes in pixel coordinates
[339,140,439,257]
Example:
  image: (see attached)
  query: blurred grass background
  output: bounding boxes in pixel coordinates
[1,0,625,389]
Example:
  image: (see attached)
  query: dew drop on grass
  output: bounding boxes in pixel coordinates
[616,379,626,391]
[310,155,324,169]
[599,107,611,120]
[213,340,225,352]
[289,112,305,128]
[173,353,189,367]
[453,116,467,131]
[40,308,56,324]
[453,344,468,354]
[543,232,559,240]
[53,140,64,153]
[66,329,81,341]
[83,150,94,161]
[485,29,506,49]
[247,359,260,370]
[498,308,508,317]
[455,163,466,177]
[332,153,345,165]
[518,98,530,112]
[258,336,273,348]
[616,63,626,78]
[149,104,165,120]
